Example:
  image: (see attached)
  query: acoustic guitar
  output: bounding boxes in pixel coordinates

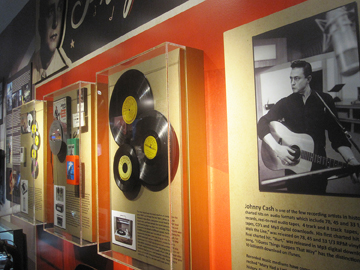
[261,121,347,174]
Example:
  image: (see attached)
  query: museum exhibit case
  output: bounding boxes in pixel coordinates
[43,82,97,247]
[11,100,46,225]
[96,42,206,269]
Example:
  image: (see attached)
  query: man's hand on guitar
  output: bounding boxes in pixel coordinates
[262,133,296,166]
[274,144,296,166]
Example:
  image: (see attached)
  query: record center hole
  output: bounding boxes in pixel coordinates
[122,163,128,173]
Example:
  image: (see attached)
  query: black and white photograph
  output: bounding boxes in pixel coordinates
[22,83,31,104]
[11,91,18,109]
[255,2,360,196]
[6,82,12,113]
[32,0,67,84]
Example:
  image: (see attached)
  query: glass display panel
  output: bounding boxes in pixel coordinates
[96,42,188,269]
[11,100,46,225]
[43,82,96,247]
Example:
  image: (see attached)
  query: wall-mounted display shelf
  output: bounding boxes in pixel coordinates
[43,82,97,247]
[96,42,207,269]
[11,100,46,226]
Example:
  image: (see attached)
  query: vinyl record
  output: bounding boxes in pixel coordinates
[31,160,39,179]
[133,110,179,186]
[109,69,154,146]
[49,120,63,155]
[31,120,38,135]
[27,113,33,132]
[33,131,41,150]
[113,144,139,192]
[30,145,37,160]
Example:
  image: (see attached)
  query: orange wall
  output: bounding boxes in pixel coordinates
[36,0,306,269]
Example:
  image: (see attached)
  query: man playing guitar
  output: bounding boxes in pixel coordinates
[257,60,360,194]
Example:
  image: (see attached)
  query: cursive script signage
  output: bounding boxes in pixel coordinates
[62,0,188,63]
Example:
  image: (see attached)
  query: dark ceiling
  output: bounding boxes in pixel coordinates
[0,0,29,34]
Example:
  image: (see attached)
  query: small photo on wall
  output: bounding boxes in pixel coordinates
[54,185,66,229]
[112,210,136,250]
[7,166,20,204]
[20,180,28,214]
[22,83,31,103]
[6,82,12,113]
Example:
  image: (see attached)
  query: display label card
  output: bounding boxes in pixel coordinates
[54,185,66,229]
[72,112,85,128]
[20,180,28,214]
[112,210,136,251]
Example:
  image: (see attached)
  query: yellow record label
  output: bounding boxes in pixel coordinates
[119,155,132,181]
[144,136,158,160]
[35,135,40,146]
[122,96,137,124]
[31,124,37,134]
[32,149,37,159]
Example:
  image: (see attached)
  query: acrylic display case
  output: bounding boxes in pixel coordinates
[96,42,206,269]
[43,82,97,246]
[11,100,46,225]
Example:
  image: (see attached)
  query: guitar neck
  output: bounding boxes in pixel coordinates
[300,150,346,168]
